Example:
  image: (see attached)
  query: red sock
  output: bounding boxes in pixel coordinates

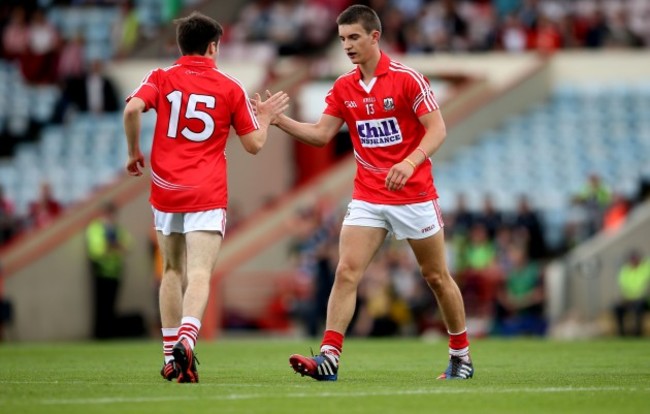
[162,328,178,363]
[178,316,201,349]
[320,330,344,356]
[449,329,470,357]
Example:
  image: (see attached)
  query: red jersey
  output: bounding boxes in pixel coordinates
[324,52,440,204]
[127,56,259,212]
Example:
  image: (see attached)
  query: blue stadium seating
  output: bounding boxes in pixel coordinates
[435,83,650,247]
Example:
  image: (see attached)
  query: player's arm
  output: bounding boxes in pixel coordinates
[274,112,344,147]
[385,110,446,191]
[411,109,447,162]
[123,97,146,176]
[239,90,290,155]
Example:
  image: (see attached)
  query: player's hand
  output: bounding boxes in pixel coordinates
[385,160,415,191]
[126,151,145,176]
[252,90,290,125]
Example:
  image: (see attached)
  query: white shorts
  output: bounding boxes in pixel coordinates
[152,207,227,236]
[342,199,444,240]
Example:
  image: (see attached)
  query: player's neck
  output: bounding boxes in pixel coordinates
[358,50,381,84]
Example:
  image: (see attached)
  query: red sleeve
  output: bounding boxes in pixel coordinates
[323,86,343,119]
[126,69,160,111]
[405,73,439,117]
[231,82,259,136]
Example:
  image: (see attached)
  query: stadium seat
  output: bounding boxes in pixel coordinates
[435,83,650,247]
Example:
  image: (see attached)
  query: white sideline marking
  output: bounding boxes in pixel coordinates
[16,386,646,405]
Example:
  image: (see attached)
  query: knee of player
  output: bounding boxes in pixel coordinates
[163,262,183,275]
[334,262,363,286]
[421,268,450,288]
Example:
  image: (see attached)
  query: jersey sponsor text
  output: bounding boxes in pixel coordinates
[356,117,403,147]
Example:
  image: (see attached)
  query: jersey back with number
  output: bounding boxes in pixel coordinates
[127,56,259,212]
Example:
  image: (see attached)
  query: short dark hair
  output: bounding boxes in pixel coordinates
[174,11,223,56]
[336,5,382,34]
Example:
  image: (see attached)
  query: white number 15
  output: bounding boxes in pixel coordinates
[166,91,216,142]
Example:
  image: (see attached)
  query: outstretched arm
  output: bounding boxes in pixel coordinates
[274,112,344,147]
[253,90,344,147]
[123,97,146,176]
[240,90,290,154]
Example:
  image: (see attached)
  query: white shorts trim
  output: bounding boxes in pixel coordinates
[152,207,227,236]
[342,199,444,240]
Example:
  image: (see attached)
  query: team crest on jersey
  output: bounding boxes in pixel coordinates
[383,97,395,111]
[356,117,403,148]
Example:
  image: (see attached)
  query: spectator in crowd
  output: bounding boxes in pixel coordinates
[85,202,131,339]
[354,253,405,337]
[267,0,304,56]
[517,0,540,30]
[440,0,469,51]
[533,14,562,54]
[500,13,528,52]
[493,225,517,275]
[231,0,275,43]
[385,240,430,335]
[577,173,612,235]
[286,201,340,337]
[561,195,591,251]
[56,33,85,81]
[227,0,649,55]
[0,185,18,246]
[1,6,29,61]
[450,192,475,235]
[584,8,610,48]
[457,222,500,321]
[476,194,503,240]
[21,7,59,84]
[111,0,139,59]
[256,273,304,333]
[27,181,62,229]
[492,243,546,336]
[602,192,631,233]
[612,250,650,337]
[298,0,338,52]
[55,59,120,122]
[231,0,347,56]
[512,195,547,259]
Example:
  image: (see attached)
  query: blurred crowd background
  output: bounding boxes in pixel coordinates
[1,0,649,342]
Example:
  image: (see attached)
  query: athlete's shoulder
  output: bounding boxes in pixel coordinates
[332,68,356,86]
[211,68,248,92]
[156,63,183,76]
[141,64,180,81]
[387,59,429,84]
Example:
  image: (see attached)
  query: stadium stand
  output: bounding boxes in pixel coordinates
[435,81,650,249]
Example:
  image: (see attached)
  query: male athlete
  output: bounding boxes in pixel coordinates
[123,12,288,383]
[268,5,473,380]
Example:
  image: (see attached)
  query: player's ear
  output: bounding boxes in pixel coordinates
[371,30,381,44]
[208,41,219,57]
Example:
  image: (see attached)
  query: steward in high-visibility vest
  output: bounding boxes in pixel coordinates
[618,255,650,301]
[86,217,131,279]
[613,251,650,337]
[85,202,131,339]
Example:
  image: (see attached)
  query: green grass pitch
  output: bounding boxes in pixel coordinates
[0,337,648,413]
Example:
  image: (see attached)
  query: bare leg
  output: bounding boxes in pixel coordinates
[157,232,185,329]
[183,231,222,320]
[325,225,388,333]
[407,230,466,334]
